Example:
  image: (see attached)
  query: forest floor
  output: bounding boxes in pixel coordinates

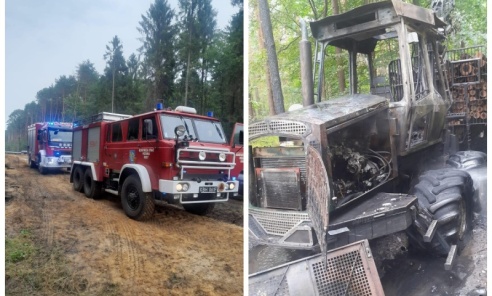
[5,154,243,296]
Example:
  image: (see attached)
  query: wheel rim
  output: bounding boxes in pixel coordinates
[126,185,140,211]
[457,199,467,239]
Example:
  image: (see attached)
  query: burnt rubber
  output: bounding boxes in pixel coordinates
[410,168,473,256]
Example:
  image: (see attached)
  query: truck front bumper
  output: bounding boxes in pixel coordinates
[159,179,239,204]
[40,156,72,169]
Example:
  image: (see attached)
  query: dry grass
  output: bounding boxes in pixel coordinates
[5,229,120,296]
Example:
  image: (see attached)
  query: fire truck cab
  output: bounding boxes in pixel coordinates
[27,122,73,174]
[70,106,239,220]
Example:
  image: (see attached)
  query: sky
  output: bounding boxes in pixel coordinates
[5,0,239,121]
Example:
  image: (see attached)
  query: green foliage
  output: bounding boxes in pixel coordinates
[249,0,487,122]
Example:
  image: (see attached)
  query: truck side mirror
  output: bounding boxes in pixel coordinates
[174,125,186,139]
[239,130,244,145]
[37,135,41,141]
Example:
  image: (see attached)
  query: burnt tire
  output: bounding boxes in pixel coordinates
[121,175,155,221]
[73,166,85,192]
[83,169,103,199]
[410,168,473,256]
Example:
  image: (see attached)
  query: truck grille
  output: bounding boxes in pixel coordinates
[250,207,309,236]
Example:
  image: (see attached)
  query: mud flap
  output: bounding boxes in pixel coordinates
[306,146,330,266]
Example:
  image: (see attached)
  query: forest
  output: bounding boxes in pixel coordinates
[6,0,243,151]
[249,0,487,120]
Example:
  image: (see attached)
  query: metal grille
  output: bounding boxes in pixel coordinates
[258,168,302,211]
[260,157,307,182]
[312,251,372,296]
[250,208,309,236]
[249,120,308,139]
[269,120,307,135]
[249,121,268,138]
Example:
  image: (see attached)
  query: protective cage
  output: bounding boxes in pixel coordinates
[249,239,384,296]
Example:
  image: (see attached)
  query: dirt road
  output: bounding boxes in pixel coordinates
[5,154,243,295]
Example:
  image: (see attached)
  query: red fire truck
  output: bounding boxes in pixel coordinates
[229,123,244,195]
[27,122,73,174]
[70,106,239,220]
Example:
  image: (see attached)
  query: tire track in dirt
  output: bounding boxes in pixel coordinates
[7,155,244,295]
[41,202,54,247]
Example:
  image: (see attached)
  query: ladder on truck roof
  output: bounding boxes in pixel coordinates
[75,112,132,126]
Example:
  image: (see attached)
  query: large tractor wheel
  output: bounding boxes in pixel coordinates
[72,166,85,192]
[409,168,474,256]
[121,175,155,221]
[182,194,216,216]
[83,169,103,199]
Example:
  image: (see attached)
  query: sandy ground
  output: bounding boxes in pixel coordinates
[5,154,243,295]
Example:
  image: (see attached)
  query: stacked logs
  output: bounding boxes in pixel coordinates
[448,51,487,125]
[450,52,487,84]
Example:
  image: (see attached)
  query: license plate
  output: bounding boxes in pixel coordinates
[199,186,217,193]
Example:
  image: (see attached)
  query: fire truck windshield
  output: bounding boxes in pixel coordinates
[48,129,72,143]
[160,114,226,144]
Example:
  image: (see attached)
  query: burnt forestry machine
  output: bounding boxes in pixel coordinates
[248,1,486,295]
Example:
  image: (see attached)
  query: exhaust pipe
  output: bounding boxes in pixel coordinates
[300,18,314,107]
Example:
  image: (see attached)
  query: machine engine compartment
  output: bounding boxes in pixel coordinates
[328,114,392,206]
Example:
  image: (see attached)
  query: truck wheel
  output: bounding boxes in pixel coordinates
[121,175,155,221]
[409,168,473,255]
[73,166,85,192]
[38,164,46,175]
[83,169,103,199]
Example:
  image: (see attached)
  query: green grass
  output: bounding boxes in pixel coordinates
[6,229,34,264]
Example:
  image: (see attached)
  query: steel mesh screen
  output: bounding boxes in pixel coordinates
[250,208,309,236]
[312,251,372,296]
[249,121,268,137]
[269,120,307,135]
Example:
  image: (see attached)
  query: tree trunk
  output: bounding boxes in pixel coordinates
[184,50,191,106]
[258,0,285,115]
[332,0,346,93]
[255,5,275,116]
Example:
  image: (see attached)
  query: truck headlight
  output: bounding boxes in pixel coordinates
[198,151,206,160]
[176,183,190,192]
[219,153,226,162]
[228,182,236,190]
